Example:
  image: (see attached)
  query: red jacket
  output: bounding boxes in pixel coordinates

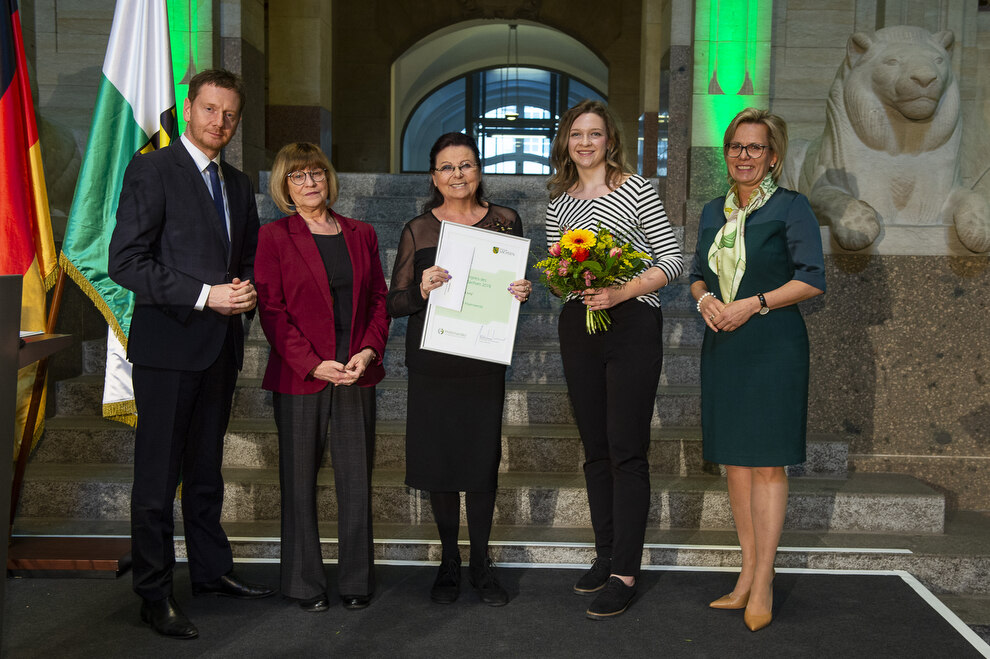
[255,211,389,393]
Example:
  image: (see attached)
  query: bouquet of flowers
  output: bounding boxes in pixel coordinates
[534,226,651,333]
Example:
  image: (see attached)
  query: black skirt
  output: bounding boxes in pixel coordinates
[404,367,505,492]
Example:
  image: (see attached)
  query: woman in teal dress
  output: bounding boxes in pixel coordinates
[689,108,826,632]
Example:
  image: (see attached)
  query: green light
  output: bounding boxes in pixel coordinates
[693,0,772,146]
[166,1,212,135]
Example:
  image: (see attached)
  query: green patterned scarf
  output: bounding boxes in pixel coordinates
[707,174,778,303]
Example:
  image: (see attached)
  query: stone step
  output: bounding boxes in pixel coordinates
[375,343,699,386]
[16,465,940,533]
[14,512,990,599]
[227,341,700,385]
[82,314,706,384]
[239,308,706,347]
[54,375,704,427]
[35,417,849,477]
[260,172,647,223]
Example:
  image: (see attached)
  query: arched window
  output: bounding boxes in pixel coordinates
[402,66,605,174]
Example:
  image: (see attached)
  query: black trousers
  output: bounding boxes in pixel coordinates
[558,300,663,578]
[130,332,237,601]
[273,384,376,599]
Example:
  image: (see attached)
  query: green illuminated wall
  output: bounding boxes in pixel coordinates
[693,0,772,146]
[166,0,213,135]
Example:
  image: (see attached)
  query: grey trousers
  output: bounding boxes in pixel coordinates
[273,384,376,599]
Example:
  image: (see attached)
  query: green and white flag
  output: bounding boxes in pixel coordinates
[58,0,176,425]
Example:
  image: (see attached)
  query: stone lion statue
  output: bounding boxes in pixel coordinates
[784,26,990,253]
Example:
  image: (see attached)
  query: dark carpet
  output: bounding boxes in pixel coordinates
[3,564,986,658]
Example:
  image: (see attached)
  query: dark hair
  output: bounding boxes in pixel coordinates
[547,99,629,199]
[722,107,788,184]
[269,142,339,214]
[423,132,487,212]
[188,69,246,113]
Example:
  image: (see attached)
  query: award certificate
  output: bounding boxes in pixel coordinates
[420,221,530,365]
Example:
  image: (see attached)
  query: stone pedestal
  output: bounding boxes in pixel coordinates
[806,254,989,511]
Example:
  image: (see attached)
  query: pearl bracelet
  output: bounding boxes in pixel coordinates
[696,291,716,312]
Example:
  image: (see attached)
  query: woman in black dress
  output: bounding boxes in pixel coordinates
[690,109,825,631]
[387,133,531,607]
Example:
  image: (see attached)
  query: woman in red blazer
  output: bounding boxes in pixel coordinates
[255,143,389,613]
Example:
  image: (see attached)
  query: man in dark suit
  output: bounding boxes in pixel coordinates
[109,69,273,640]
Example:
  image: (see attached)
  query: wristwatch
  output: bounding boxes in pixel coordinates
[757,293,769,315]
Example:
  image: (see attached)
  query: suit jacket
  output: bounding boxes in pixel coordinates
[109,143,260,371]
[255,211,389,394]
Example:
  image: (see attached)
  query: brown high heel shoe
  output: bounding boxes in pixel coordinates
[743,574,775,631]
[744,607,772,632]
[709,591,750,609]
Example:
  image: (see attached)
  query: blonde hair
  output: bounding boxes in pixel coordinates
[269,142,339,214]
[722,108,788,184]
[547,100,630,200]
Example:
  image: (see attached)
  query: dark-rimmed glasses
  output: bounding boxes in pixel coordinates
[725,143,768,159]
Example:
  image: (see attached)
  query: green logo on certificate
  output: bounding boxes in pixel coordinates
[492,246,499,254]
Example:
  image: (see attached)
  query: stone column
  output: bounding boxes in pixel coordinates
[266,4,333,161]
[666,0,694,231]
[639,0,664,181]
[218,0,266,184]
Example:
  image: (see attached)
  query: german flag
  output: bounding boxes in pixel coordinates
[0,0,58,458]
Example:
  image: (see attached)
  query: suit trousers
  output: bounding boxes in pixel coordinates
[273,384,376,599]
[130,322,238,601]
[558,300,663,578]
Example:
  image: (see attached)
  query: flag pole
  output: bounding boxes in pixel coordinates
[8,267,66,538]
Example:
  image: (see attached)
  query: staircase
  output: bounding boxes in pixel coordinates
[18,174,990,610]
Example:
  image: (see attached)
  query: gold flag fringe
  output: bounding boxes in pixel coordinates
[57,254,128,350]
[103,399,137,427]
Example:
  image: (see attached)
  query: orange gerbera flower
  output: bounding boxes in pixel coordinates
[560,229,596,251]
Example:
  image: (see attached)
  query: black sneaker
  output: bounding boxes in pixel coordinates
[586,576,636,619]
[573,557,611,594]
[469,558,509,607]
[430,557,461,604]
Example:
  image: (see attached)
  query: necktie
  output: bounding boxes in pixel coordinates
[206,161,231,251]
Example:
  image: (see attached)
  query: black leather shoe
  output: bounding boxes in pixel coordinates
[574,557,611,594]
[192,571,275,599]
[469,558,509,607]
[430,557,461,604]
[298,594,330,612]
[586,576,636,619]
[140,596,198,639]
[341,595,371,610]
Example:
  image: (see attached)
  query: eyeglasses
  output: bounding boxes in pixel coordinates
[725,143,769,159]
[434,162,478,176]
[287,169,327,185]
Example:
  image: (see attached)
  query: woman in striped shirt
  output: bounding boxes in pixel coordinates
[546,100,684,619]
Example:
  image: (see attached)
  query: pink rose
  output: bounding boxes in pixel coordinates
[549,242,562,257]
[609,247,622,258]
